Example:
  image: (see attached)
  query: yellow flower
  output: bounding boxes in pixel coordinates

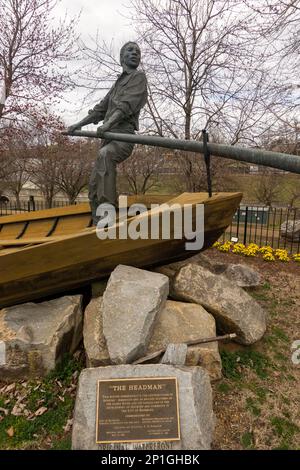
[243,243,260,257]
[292,253,300,263]
[263,252,275,262]
[259,246,273,254]
[274,249,290,262]
[218,241,232,252]
[232,243,246,254]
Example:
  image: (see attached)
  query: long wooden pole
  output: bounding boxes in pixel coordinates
[131,333,237,365]
[62,129,300,174]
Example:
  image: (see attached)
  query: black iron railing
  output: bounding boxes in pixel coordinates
[0,199,76,215]
[221,205,300,254]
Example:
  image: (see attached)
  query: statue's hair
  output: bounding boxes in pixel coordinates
[120,42,140,65]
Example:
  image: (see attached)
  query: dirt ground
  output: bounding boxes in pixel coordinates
[205,249,300,450]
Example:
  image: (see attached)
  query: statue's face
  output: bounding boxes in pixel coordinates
[122,43,141,69]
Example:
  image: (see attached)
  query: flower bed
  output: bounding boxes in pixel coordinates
[213,242,300,263]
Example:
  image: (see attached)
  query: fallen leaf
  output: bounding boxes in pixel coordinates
[11,405,23,416]
[5,384,16,393]
[63,419,73,433]
[16,402,26,409]
[0,407,9,416]
[72,371,79,380]
[6,426,14,437]
[35,406,47,416]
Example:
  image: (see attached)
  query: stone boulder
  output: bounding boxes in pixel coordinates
[72,364,215,450]
[155,254,261,288]
[216,263,261,288]
[83,297,110,367]
[280,219,300,242]
[172,264,266,345]
[0,296,83,380]
[102,265,169,364]
[154,253,214,287]
[148,300,222,380]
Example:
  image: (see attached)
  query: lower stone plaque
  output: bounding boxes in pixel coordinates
[96,377,180,444]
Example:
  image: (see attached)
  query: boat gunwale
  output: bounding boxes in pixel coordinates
[0,192,242,225]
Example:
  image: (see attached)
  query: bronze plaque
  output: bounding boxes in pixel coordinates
[96,377,180,444]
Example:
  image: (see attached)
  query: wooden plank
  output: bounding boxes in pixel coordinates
[0,222,27,239]
[52,214,92,236]
[21,219,55,238]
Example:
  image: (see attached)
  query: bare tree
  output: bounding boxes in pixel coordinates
[29,147,61,208]
[287,187,300,208]
[118,145,165,195]
[5,149,31,208]
[254,170,282,207]
[0,0,79,122]
[27,112,65,208]
[55,139,95,204]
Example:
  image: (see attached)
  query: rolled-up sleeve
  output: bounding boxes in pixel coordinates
[116,72,148,119]
[91,89,112,123]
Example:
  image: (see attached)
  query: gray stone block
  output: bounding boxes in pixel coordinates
[173,264,266,345]
[83,297,110,367]
[0,295,83,380]
[148,300,222,380]
[102,265,169,364]
[72,364,215,450]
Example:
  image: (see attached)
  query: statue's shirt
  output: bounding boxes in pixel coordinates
[92,68,148,133]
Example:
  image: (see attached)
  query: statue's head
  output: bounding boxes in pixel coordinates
[120,42,141,69]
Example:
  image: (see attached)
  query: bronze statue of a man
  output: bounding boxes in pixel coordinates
[68,42,148,225]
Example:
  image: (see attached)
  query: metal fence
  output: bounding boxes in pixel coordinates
[0,198,74,215]
[221,205,300,254]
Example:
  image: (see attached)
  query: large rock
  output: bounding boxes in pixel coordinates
[172,264,266,345]
[155,254,261,288]
[102,265,169,364]
[72,365,215,450]
[154,253,214,288]
[218,263,261,288]
[148,300,222,380]
[280,219,300,241]
[83,297,110,367]
[0,296,83,380]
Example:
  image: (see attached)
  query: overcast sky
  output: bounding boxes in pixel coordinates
[55,0,135,124]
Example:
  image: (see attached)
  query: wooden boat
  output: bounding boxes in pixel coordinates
[0,192,242,308]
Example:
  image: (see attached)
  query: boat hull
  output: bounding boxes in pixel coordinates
[0,192,242,307]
